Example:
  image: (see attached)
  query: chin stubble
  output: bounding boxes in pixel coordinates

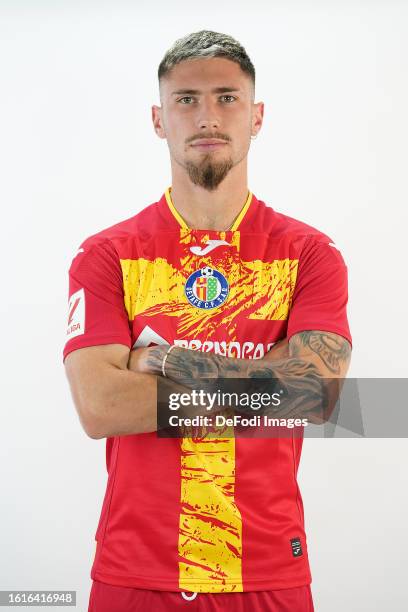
[185,155,234,191]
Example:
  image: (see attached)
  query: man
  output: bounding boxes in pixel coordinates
[64,30,351,612]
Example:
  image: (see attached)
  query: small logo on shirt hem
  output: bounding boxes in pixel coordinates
[290,537,303,557]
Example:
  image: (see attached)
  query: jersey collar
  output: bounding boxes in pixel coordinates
[164,186,254,231]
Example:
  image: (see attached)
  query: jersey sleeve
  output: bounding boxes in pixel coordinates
[63,238,132,362]
[287,235,352,346]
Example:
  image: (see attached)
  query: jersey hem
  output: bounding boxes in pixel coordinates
[92,570,312,592]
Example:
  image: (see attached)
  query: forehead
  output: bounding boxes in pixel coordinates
[160,57,252,95]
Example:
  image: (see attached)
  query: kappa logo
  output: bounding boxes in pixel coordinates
[190,239,231,256]
[66,288,85,339]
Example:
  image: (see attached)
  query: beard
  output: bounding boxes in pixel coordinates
[185,154,234,191]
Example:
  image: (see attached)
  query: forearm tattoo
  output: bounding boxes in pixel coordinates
[290,331,351,375]
[147,331,351,424]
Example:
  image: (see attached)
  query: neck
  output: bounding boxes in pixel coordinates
[169,157,249,231]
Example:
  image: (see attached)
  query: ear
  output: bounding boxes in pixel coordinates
[152,105,166,139]
[251,101,264,138]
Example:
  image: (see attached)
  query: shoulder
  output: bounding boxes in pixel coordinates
[248,195,349,268]
[67,197,166,279]
[252,196,333,244]
[74,198,163,256]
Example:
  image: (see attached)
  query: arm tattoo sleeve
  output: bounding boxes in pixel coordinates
[147,332,351,424]
[291,331,351,375]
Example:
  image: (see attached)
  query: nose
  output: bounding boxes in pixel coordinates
[196,98,220,131]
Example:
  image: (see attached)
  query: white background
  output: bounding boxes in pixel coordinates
[0,1,407,610]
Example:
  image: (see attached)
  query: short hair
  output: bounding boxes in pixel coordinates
[158,30,255,86]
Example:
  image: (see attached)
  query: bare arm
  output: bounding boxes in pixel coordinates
[64,344,185,438]
[132,331,352,424]
[64,338,291,438]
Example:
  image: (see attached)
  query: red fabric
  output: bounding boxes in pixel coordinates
[63,239,132,361]
[88,580,314,612]
[287,236,352,346]
[63,191,351,592]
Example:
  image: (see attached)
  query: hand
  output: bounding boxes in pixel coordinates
[263,337,290,362]
[128,345,169,375]
[128,346,155,374]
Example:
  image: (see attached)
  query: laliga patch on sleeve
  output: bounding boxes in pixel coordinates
[67,288,85,339]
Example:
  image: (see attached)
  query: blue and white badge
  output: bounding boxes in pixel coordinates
[185,266,229,310]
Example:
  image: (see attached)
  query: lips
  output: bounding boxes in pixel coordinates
[191,138,227,145]
[190,138,228,150]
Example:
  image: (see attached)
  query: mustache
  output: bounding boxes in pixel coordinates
[186,132,231,144]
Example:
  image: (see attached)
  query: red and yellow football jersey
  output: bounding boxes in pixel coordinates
[63,188,351,592]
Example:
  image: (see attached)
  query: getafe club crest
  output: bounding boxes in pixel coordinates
[185,266,229,309]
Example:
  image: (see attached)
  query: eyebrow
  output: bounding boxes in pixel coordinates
[171,87,241,96]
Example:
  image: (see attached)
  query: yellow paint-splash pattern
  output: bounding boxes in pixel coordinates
[247,258,298,319]
[119,234,299,592]
[178,429,243,592]
[120,256,298,338]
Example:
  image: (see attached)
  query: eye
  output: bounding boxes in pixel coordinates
[178,96,194,104]
[220,95,236,103]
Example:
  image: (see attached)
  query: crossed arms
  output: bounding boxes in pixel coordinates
[64,330,351,439]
